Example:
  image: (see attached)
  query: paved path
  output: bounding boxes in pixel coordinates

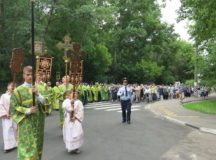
[0,102,192,160]
[146,94,216,132]
[161,130,216,160]
[145,95,216,159]
[85,102,141,113]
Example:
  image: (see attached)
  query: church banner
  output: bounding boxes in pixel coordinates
[37,56,53,81]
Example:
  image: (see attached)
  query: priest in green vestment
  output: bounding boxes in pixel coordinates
[100,85,106,101]
[56,76,73,127]
[77,85,83,102]
[97,85,102,102]
[53,82,60,110]
[35,72,51,115]
[86,85,93,103]
[92,85,99,102]
[82,84,88,105]
[103,85,109,101]
[11,66,49,160]
[47,81,54,114]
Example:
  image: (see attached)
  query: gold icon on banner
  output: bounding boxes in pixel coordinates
[41,59,50,69]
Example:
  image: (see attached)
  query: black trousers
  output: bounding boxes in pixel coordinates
[121,100,132,122]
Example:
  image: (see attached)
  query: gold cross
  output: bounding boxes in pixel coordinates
[57,35,74,54]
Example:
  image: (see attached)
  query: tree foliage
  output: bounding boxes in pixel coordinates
[179,0,216,45]
[178,0,216,86]
[0,0,195,87]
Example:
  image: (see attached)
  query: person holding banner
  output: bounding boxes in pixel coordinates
[57,75,73,127]
[10,66,49,160]
[62,90,84,153]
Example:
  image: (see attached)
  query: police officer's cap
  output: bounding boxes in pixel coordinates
[123,77,128,83]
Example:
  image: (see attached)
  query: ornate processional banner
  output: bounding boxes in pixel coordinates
[70,60,83,84]
[37,56,53,81]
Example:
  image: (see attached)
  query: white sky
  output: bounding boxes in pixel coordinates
[157,0,191,42]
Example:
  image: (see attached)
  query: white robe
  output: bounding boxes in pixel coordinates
[62,99,84,151]
[0,91,17,150]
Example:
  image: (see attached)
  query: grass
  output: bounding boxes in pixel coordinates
[183,99,216,114]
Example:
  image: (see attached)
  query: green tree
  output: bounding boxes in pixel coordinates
[171,40,195,83]
[199,42,216,87]
[178,0,216,86]
[85,44,112,82]
[0,0,196,88]
[179,0,216,44]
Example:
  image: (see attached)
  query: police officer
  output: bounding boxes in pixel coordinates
[117,78,133,124]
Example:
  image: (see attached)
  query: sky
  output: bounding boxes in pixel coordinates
[157,0,191,42]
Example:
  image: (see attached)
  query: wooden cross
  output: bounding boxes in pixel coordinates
[70,43,85,75]
[70,43,85,91]
[70,43,84,120]
[72,43,81,60]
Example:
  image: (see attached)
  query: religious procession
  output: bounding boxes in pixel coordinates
[0,43,129,159]
[0,48,213,159]
[0,65,212,159]
[1,0,216,160]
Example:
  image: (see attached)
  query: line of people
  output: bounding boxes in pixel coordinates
[0,71,213,159]
[0,72,116,158]
[109,84,212,103]
[0,68,86,159]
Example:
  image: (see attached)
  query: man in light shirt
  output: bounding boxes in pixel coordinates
[117,78,133,124]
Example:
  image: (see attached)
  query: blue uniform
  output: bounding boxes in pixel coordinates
[117,86,133,123]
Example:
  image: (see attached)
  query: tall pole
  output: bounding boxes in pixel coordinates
[66,61,68,89]
[194,45,199,97]
[31,0,36,106]
[194,46,198,87]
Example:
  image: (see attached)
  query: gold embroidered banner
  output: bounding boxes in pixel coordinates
[70,60,83,84]
[37,56,53,81]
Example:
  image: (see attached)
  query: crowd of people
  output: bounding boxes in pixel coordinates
[50,82,212,107]
[108,84,212,103]
[0,68,213,159]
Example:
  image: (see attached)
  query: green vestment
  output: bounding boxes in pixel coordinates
[57,83,73,126]
[35,82,51,115]
[101,86,109,101]
[11,84,49,160]
[47,87,54,114]
[86,85,93,103]
[92,86,99,102]
[53,86,60,110]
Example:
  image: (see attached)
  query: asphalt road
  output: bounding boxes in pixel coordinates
[0,102,191,160]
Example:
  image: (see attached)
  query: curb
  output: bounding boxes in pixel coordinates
[145,104,216,135]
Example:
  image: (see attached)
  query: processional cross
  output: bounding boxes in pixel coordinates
[57,35,74,55]
[71,43,85,87]
[57,35,74,77]
[10,48,25,85]
[70,43,85,120]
